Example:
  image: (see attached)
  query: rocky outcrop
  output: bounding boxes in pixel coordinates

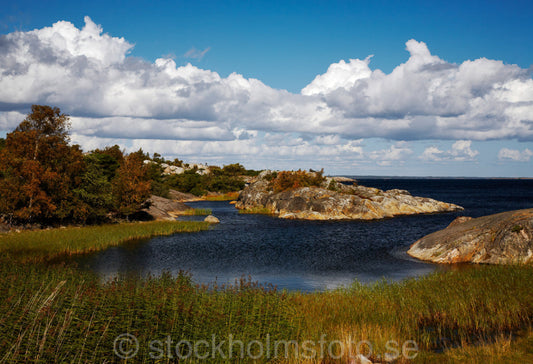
[143,160,211,176]
[331,176,357,183]
[142,195,191,221]
[408,209,533,264]
[168,189,202,202]
[234,171,463,220]
[204,215,220,224]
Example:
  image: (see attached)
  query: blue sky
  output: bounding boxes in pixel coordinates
[1,0,532,176]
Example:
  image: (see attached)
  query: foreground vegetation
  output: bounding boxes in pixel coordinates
[0,220,210,263]
[0,257,531,362]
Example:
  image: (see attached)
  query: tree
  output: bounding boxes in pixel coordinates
[222,163,246,176]
[94,145,124,166]
[0,105,85,223]
[146,162,169,198]
[112,151,151,219]
[73,154,114,222]
[88,150,121,181]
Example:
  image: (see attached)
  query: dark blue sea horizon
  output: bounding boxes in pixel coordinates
[75,178,533,292]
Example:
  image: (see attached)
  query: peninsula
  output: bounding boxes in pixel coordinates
[235,170,463,220]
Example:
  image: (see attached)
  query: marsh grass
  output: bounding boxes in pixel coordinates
[0,264,297,363]
[289,265,533,362]
[203,192,240,201]
[180,208,213,216]
[0,260,531,363]
[419,329,533,363]
[0,222,532,363]
[238,206,274,215]
[0,220,210,263]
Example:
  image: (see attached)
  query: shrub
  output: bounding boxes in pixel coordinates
[268,169,325,193]
[327,179,338,191]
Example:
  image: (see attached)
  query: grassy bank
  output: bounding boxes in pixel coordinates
[0,220,210,263]
[203,192,240,201]
[0,261,531,363]
[180,208,213,216]
[237,206,274,215]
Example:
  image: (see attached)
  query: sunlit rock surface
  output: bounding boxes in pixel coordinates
[235,172,463,220]
[408,209,533,264]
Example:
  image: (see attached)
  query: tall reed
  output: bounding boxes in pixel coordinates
[0,262,531,363]
[203,192,240,201]
[0,220,210,263]
[180,208,213,216]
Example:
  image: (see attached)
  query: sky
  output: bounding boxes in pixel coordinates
[0,0,532,177]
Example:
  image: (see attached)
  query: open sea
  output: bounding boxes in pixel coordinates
[75,178,533,291]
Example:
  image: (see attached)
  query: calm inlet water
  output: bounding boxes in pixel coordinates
[75,178,533,291]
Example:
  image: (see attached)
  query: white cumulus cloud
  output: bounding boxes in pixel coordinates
[0,17,532,172]
[421,140,479,162]
[498,148,533,162]
[368,141,413,166]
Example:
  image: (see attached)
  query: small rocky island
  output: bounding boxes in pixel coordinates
[408,209,533,264]
[235,170,463,220]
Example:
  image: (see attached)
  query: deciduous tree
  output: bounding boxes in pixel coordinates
[0,105,84,223]
[112,151,151,219]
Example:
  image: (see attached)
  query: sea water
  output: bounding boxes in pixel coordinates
[75,178,533,291]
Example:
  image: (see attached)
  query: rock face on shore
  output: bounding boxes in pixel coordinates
[142,195,191,221]
[408,209,533,264]
[234,171,463,220]
[168,189,202,202]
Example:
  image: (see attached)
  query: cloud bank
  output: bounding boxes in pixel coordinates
[0,17,532,171]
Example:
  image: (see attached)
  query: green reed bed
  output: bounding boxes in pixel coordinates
[237,206,274,215]
[0,263,297,363]
[180,208,213,216]
[0,261,531,363]
[203,192,240,201]
[0,220,210,263]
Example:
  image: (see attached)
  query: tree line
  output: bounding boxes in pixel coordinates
[0,105,256,226]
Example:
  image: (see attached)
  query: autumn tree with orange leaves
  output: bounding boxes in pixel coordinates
[112,151,152,219]
[0,105,85,223]
[0,105,152,225]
